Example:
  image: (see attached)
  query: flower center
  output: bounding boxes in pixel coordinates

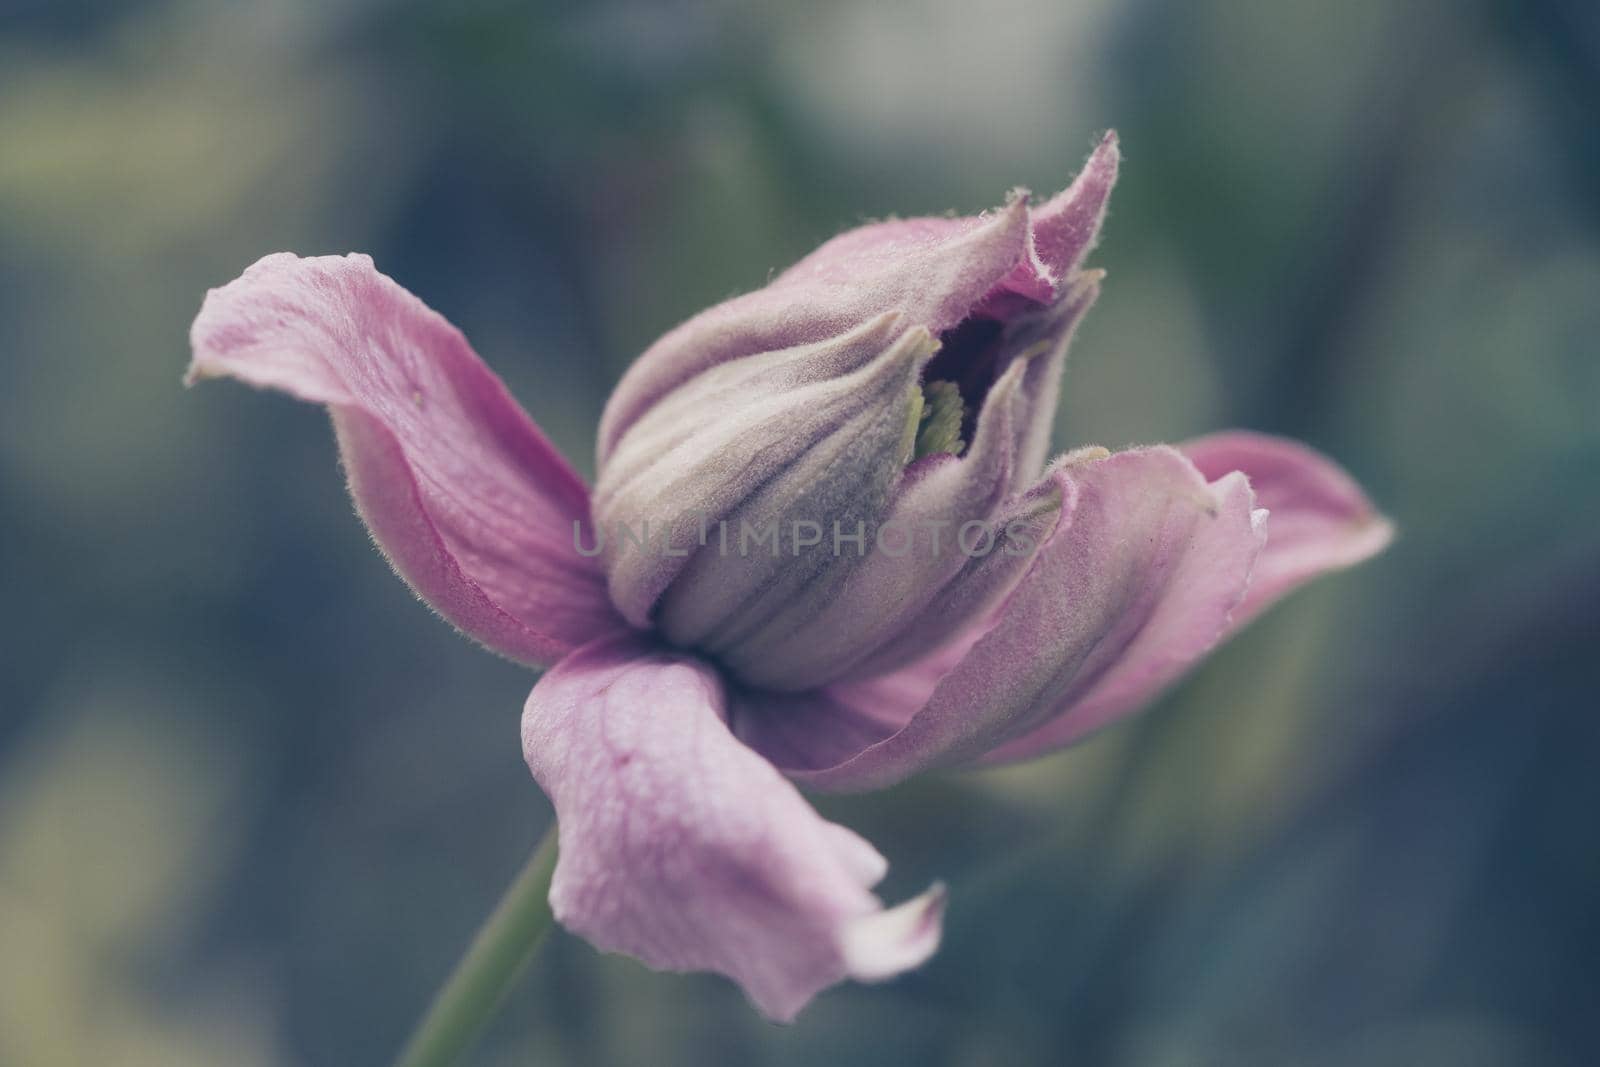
[912,380,967,459]
[921,316,1008,447]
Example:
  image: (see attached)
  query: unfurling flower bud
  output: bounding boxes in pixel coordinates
[589,135,1120,691]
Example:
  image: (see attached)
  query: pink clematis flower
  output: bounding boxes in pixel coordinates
[188,133,1391,1021]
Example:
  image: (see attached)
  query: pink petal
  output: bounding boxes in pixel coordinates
[596,136,1120,464]
[597,199,1032,462]
[188,253,625,666]
[1004,271,1103,491]
[975,452,1264,765]
[1179,430,1395,626]
[741,448,1267,791]
[1030,131,1120,278]
[522,637,944,1021]
[980,436,1390,764]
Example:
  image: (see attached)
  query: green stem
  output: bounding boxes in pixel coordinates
[393,823,560,1067]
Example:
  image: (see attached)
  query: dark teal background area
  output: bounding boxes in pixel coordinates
[1,1,1596,1063]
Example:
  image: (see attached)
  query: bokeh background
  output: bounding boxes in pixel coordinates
[2,0,1597,1064]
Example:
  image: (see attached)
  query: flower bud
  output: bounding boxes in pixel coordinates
[593,313,932,629]
[590,136,1120,690]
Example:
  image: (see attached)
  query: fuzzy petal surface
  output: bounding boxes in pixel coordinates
[188,252,624,666]
[597,134,1120,463]
[595,316,932,634]
[597,201,1029,462]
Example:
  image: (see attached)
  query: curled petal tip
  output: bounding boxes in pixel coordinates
[1367,513,1398,550]
[840,881,947,983]
[1032,134,1121,277]
[1088,130,1121,175]
[1059,444,1113,466]
[1180,430,1393,624]
[1328,510,1396,575]
[181,361,217,387]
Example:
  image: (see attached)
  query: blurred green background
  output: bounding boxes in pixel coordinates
[2,0,1597,1064]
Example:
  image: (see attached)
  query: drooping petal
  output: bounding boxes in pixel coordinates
[188,252,625,666]
[522,636,944,1021]
[740,448,1268,791]
[1179,430,1395,625]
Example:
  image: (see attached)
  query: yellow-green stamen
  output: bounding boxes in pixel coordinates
[913,379,967,459]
